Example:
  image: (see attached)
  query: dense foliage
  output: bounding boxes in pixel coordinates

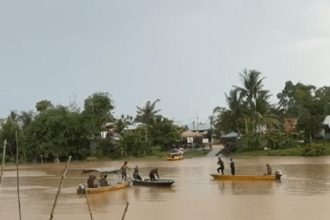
[0,94,182,162]
[213,69,330,154]
[1,69,330,161]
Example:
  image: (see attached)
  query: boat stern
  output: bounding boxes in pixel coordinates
[275,170,282,181]
[77,184,86,194]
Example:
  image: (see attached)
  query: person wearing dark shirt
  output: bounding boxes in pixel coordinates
[121,161,130,181]
[266,164,272,175]
[149,168,159,181]
[87,175,97,188]
[230,158,235,176]
[100,174,110,186]
[133,166,142,180]
[217,157,225,175]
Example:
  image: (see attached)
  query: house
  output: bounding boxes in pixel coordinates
[322,115,330,140]
[221,131,240,151]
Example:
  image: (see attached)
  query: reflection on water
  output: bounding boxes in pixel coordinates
[1,156,330,220]
[216,181,277,195]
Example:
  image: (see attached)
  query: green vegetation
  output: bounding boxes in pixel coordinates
[236,142,330,157]
[1,68,330,162]
[0,93,183,163]
[213,69,330,156]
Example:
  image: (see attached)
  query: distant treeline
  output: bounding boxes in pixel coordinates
[1,69,330,162]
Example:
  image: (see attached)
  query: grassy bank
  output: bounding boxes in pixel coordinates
[91,148,210,162]
[235,142,330,157]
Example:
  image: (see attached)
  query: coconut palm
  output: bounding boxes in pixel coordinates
[225,88,246,133]
[135,99,161,124]
[234,69,278,134]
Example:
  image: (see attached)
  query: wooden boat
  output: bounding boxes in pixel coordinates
[77,167,129,194]
[77,181,130,194]
[132,179,174,187]
[166,153,184,161]
[82,167,120,174]
[210,173,282,181]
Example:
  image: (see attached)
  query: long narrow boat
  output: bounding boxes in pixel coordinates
[77,181,130,194]
[210,173,281,181]
[132,179,174,187]
[166,153,184,161]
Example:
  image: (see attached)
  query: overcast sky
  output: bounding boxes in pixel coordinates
[1,0,330,124]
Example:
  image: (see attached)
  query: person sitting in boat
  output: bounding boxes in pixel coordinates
[133,166,142,180]
[149,168,159,181]
[121,161,131,182]
[87,175,97,188]
[265,164,272,175]
[100,174,110,186]
[217,157,225,175]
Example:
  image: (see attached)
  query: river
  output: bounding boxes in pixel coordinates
[1,155,330,220]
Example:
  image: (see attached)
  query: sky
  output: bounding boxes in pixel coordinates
[1,0,330,125]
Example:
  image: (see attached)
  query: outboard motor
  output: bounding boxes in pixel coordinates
[275,170,282,181]
[77,184,86,194]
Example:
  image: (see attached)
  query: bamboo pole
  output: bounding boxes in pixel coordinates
[84,191,94,220]
[121,202,129,220]
[0,139,7,185]
[15,131,22,220]
[49,155,72,220]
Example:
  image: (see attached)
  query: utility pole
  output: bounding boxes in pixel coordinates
[196,116,199,131]
[0,139,6,184]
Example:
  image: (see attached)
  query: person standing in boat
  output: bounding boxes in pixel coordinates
[121,161,130,182]
[217,157,225,175]
[230,158,235,176]
[149,168,159,181]
[265,164,272,175]
[133,165,142,180]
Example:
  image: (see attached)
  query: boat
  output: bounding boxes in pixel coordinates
[166,148,184,161]
[81,167,121,174]
[211,171,282,181]
[77,181,130,194]
[166,153,184,161]
[77,167,130,194]
[132,179,175,187]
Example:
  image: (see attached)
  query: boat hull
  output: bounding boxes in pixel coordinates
[132,179,174,187]
[77,181,129,194]
[166,155,184,161]
[210,174,280,181]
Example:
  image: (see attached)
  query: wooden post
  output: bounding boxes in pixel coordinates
[49,155,72,220]
[15,131,22,220]
[0,139,7,185]
[84,191,94,220]
[121,202,129,220]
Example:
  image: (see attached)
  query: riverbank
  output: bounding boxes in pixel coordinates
[89,148,211,162]
[235,142,330,157]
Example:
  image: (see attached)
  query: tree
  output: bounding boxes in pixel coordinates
[135,99,161,124]
[82,92,115,137]
[0,111,20,161]
[148,116,181,151]
[36,100,54,112]
[277,81,323,142]
[23,106,90,161]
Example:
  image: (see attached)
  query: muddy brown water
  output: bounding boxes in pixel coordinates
[1,156,330,220]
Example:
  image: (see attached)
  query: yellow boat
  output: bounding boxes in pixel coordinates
[210,173,281,181]
[77,181,130,194]
[166,153,184,161]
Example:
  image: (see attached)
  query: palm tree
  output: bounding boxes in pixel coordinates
[135,99,161,124]
[234,69,277,134]
[225,88,246,133]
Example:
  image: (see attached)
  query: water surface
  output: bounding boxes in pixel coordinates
[1,156,330,220]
